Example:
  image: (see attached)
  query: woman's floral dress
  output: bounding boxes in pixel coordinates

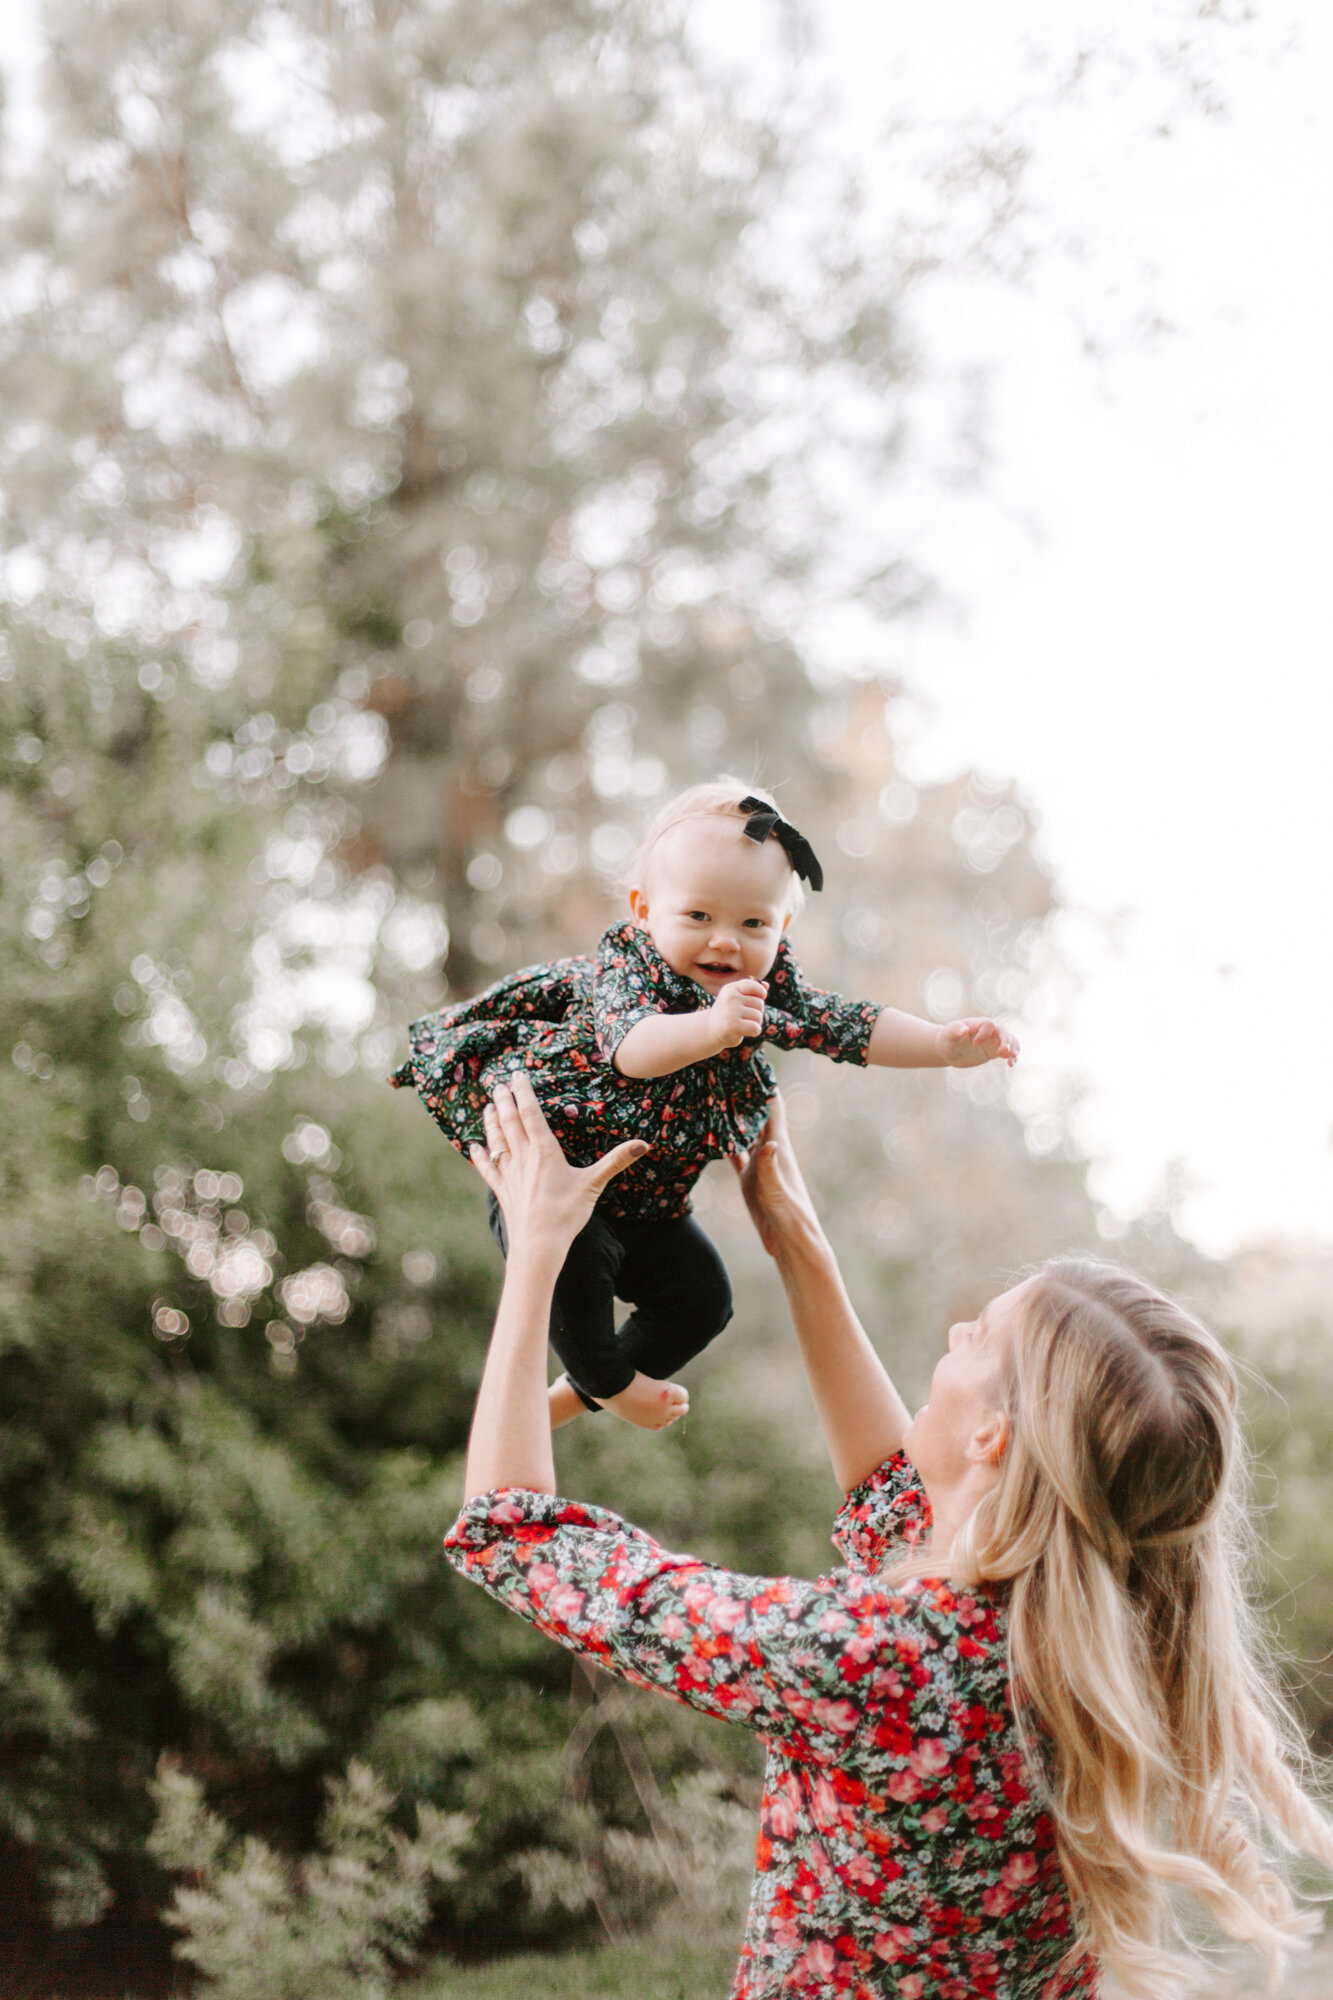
[444,1453,1097,1999]
[392,922,880,1219]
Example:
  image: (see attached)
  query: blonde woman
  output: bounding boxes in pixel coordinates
[444,1075,1333,1998]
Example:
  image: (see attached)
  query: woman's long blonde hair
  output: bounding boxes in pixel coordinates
[907,1259,1333,1997]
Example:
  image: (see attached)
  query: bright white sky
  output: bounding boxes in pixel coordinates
[697,0,1333,1256]
[5,0,1330,1256]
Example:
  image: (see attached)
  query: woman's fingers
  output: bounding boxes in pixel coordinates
[505,1071,555,1146]
[482,1100,508,1161]
[762,1091,791,1143]
[490,1081,528,1153]
[585,1138,649,1194]
[749,1142,783,1208]
[468,1142,499,1192]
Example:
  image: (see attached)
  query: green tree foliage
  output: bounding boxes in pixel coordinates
[0,0,911,993]
[0,0,920,1973]
[1209,1246,1333,1752]
[5,0,1312,1991]
[0,617,501,1965]
[149,1757,469,1999]
[0,0,1099,1976]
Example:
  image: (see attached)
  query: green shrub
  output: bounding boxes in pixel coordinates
[149,1757,470,2000]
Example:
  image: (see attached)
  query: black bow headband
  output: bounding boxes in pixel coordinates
[737,795,824,892]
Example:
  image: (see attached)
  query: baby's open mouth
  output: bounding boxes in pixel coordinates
[697,961,739,975]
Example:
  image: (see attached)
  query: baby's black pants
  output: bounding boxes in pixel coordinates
[486,1193,733,1410]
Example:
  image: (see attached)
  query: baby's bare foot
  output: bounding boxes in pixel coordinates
[548,1377,587,1431]
[598,1371,689,1431]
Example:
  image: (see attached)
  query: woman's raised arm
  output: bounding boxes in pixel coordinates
[462,1077,648,1501]
[731,1096,912,1493]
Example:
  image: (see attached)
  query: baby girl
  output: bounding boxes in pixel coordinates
[391,779,1017,1430]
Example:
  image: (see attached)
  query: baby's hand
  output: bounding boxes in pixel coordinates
[708,977,768,1050]
[936,1017,1020,1068]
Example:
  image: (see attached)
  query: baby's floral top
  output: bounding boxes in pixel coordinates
[443,1453,1097,1999]
[392,922,880,1219]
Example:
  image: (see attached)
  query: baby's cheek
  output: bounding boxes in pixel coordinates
[652,926,697,982]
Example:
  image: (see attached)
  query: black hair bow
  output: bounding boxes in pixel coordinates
[737,795,824,892]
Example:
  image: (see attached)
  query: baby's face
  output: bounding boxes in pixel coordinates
[629,817,793,993]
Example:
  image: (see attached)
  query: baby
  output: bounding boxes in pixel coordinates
[391,780,1017,1429]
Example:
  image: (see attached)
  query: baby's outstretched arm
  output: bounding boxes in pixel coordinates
[613,978,767,1078]
[866,1008,1019,1070]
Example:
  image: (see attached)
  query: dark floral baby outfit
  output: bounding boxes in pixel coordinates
[391,924,880,1407]
[391,921,881,1221]
[444,1451,1096,1998]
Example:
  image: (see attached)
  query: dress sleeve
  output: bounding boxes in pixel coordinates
[761,941,880,1064]
[592,922,699,1064]
[831,1452,932,1575]
[444,1488,908,1764]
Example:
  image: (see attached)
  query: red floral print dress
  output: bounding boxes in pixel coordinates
[392,922,880,1220]
[444,1453,1097,1999]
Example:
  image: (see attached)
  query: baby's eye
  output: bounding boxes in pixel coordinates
[743,918,769,930]
[686,910,709,923]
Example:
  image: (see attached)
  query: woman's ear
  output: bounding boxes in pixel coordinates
[967,1407,1009,1469]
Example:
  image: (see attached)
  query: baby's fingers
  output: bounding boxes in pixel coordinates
[972,1020,1020,1067]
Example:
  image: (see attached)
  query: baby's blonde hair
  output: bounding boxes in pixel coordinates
[628,776,808,916]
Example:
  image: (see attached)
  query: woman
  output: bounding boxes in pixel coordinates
[443,1075,1333,1998]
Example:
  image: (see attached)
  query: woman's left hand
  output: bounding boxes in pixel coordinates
[730,1092,823,1262]
[469,1074,649,1259]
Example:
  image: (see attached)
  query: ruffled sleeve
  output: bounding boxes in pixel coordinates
[832,1452,931,1575]
[443,1486,930,1764]
[761,941,881,1064]
[592,922,703,1065]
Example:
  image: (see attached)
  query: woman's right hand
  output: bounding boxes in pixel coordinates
[730,1093,824,1260]
[469,1074,648,1262]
